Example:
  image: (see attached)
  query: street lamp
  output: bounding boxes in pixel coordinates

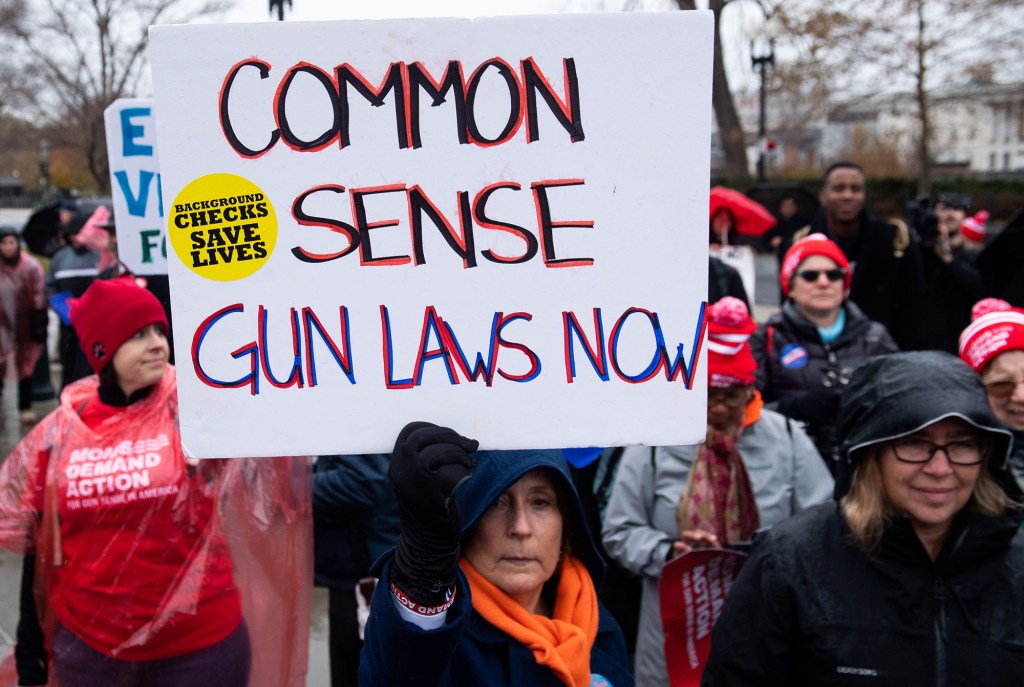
[38,138,51,196]
[746,12,780,182]
[269,0,291,21]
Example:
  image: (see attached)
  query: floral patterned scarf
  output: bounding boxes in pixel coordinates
[677,392,763,544]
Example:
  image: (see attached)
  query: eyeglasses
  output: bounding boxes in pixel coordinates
[984,379,1024,400]
[890,437,987,466]
[795,268,847,283]
[708,389,751,408]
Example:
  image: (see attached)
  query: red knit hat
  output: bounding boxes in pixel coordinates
[69,276,168,373]
[960,210,988,243]
[707,297,757,388]
[958,299,1024,373]
[779,233,851,297]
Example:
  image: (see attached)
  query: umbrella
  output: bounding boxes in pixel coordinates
[21,198,114,258]
[709,186,777,238]
[975,209,1024,307]
[21,203,63,257]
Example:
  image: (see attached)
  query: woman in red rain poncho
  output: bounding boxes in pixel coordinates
[0,226,47,425]
[0,276,312,687]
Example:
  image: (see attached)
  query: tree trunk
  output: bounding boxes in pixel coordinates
[86,109,111,194]
[677,0,751,179]
[915,0,931,195]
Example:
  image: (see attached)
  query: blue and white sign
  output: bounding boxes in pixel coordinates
[104,99,167,275]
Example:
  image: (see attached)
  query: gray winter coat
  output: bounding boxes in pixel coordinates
[601,409,834,687]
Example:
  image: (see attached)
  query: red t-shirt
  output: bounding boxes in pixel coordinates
[45,377,241,660]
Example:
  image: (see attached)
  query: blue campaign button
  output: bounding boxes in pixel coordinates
[779,343,808,369]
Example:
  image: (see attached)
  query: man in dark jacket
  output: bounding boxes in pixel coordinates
[45,216,100,388]
[915,194,986,353]
[313,454,399,687]
[795,162,927,350]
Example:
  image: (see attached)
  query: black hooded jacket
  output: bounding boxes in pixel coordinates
[703,352,1024,686]
[751,299,898,463]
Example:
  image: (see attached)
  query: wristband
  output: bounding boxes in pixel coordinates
[663,538,677,562]
[391,582,456,617]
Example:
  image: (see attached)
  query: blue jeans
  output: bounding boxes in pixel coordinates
[52,620,251,687]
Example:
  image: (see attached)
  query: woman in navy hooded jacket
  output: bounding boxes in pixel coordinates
[359,422,633,687]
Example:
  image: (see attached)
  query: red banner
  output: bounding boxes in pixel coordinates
[659,548,748,687]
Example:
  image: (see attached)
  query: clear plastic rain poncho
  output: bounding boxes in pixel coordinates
[0,367,312,686]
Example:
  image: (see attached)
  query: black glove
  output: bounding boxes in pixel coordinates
[775,387,841,426]
[389,421,478,606]
[29,310,48,344]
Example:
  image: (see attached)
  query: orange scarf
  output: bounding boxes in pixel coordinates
[741,389,763,428]
[461,555,598,687]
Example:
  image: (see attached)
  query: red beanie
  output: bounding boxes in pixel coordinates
[958,299,1024,372]
[779,233,851,298]
[69,276,168,373]
[707,297,757,388]
[960,210,988,243]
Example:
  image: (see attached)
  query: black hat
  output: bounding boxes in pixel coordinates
[834,351,1015,499]
[936,193,970,210]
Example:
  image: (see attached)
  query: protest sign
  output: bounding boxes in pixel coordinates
[710,244,756,303]
[104,99,167,275]
[149,12,714,457]
[660,548,748,686]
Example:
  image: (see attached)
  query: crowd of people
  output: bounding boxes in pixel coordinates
[0,159,1021,687]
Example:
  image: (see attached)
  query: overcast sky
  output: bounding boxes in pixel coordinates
[214,0,765,93]
[222,0,633,23]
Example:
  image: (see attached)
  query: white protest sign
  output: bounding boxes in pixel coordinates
[104,99,167,275]
[149,12,713,458]
[710,244,756,304]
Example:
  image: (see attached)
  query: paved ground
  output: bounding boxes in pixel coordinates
[751,250,782,320]
[0,251,782,682]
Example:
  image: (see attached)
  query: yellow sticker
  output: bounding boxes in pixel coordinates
[168,173,277,281]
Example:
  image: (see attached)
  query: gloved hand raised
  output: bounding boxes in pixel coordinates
[389,421,478,607]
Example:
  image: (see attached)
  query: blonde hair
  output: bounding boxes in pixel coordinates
[840,445,1017,553]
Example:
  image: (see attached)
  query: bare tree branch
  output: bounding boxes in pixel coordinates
[774,0,1024,190]
[10,0,228,192]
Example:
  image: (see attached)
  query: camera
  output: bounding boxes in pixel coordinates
[905,193,971,247]
[905,195,939,245]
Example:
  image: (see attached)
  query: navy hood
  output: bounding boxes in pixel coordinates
[834,351,1017,499]
[456,449,605,590]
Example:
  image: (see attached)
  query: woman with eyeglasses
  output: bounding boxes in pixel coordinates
[750,233,898,472]
[960,298,1024,490]
[703,350,1024,686]
[602,298,833,687]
